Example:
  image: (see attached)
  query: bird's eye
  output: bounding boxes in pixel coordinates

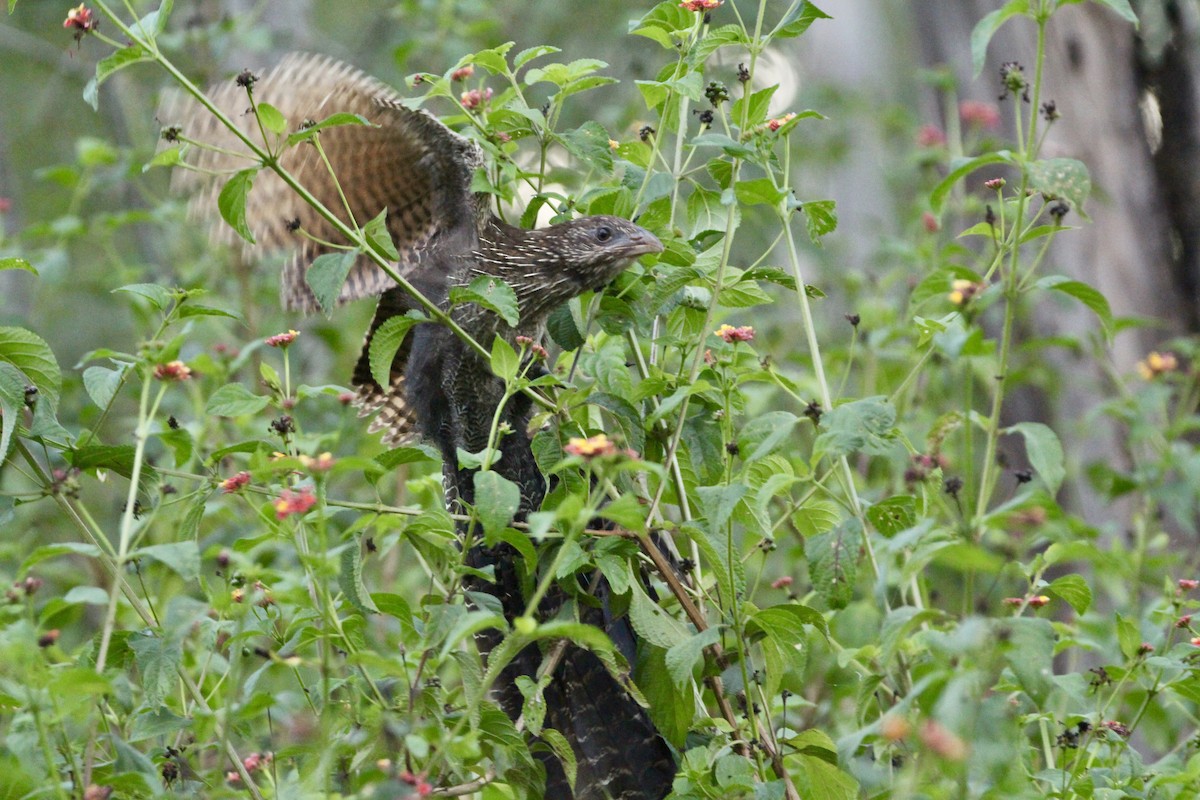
[595,226,613,243]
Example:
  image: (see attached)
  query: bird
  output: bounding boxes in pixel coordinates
[161,53,676,799]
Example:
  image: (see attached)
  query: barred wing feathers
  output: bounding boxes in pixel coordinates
[160,52,485,312]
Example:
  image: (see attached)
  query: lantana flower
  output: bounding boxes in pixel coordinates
[715,324,754,343]
[265,330,299,348]
[564,433,618,458]
[1136,351,1178,380]
[274,487,317,520]
[153,360,192,381]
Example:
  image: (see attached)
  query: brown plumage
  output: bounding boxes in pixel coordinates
[162,53,674,800]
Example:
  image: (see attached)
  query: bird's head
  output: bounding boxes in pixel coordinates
[523,215,662,299]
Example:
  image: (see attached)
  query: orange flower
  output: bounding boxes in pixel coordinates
[298,452,336,473]
[680,0,721,10]
[564,433,617,458]
[880,715,912,742]
[1136,351,1178,380]
[274,487,317,520]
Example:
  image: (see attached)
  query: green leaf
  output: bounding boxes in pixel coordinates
[130,708,191,743]
[63,586,111,606]
[866,495,916,538]
[83,365,126,409]
[363,209,399,261]
[970,0,1030,76]
[217,168,257,245]
[69,444,158,491]
[737,411,799,463]
[730,85,778,131]
[0,257,36,274]
[137,0,174,36]
[693,24,749,62]
[807,520,860,609]
[177,303,240,320]
[515,45,561,70]
[636,647,691,749]
[205,383,270,417]
[697,482,747,535]
[878,606,943,667]
[1047,573,1092,615]
[473,471,521,537]
[468,42,515,75]
[285,112,371,146]
[748,604,824,697]
[340,536,380,614]
[255,102,286,136]
[1005,421,1065,495]
[560,121,614,173]
[0,326,62,410]
[931,152,1016,213]
[596,493,647,531]
[489,335,520,382]
[112,283,172,310]
[772,1,832,39]
[813,396,897,460]
[690,133,756,159]
[1028,157,1091,211]
[0,363,24,462]
[735,178,787,207]
[133,542,199,581]
[450,275,520,327]
[516,674,548,735]
[1035,275,1113,339]
[374,444,439,470]
[94,45,152,89]
[796,753,859,800]
[629,581,688,649]
[1116,611,1142,660]
[129,634,182,705]
[539,727,577,791]
[368,312,423,389]
[1003,617,1056,703]
[306,250,358,314]
[20,542,101,575]
[546,304,584,351]
[1085,0,1138,25]
[802,199,837,242]
[143,145,182,172]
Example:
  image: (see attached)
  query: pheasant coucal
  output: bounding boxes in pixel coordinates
[162,53,675,799]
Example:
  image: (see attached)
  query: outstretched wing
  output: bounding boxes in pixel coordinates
[159,52,485,311]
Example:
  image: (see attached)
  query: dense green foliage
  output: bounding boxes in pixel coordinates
[4,0,1200,798]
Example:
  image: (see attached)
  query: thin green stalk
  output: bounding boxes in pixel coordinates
[29,701,71,800]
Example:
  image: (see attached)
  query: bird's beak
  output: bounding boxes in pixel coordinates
[625,227,664,258]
